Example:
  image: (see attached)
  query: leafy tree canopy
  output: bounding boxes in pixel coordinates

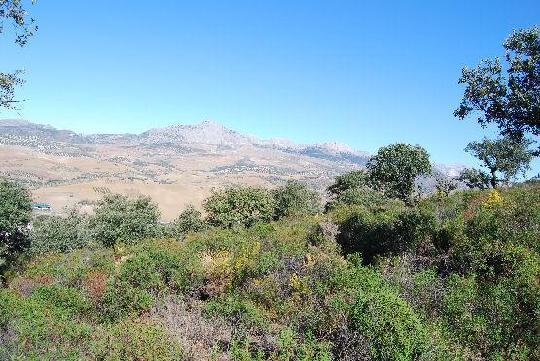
[455,26,540,151]
[458,168,492,190]
[367,143,431,203]
[90,193,161,248]
[1,0,37,110]
[462,136,534,188]
[168,204,207,239]
[203,185,275,228]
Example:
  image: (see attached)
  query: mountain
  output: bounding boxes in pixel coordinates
[140,120,257,146]
[0,119,463,220]
[0,119,87,144]
[0,119,371,165]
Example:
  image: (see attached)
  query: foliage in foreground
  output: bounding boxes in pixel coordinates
[0,179,31,277]
[0,182,538,360]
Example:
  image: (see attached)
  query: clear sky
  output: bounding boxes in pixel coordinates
[1,0,539,171]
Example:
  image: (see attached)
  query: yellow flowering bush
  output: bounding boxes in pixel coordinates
[483,189,503,208]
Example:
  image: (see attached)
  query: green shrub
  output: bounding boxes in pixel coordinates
[337,206,435,263]
[99,246,189,321]
[441,272,540,358]
[327,170,370,198]
[30,285,91,316]
[344,267,428,360]
[0,179,31,277]
[0,287,93,360]
[166,204,207,240]
[276,328,332,361]
[463,186,540,252]
[204,295,268,331]
[90,193,160,247]
[124,247,190,287]
[30,209,92,254]
[326,186,400,211]
[272,180,322,219]
[203,185,275,228]
[91,320,183,360]
[100,280,154,322]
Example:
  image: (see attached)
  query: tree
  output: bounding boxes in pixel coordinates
[203,185,275,228]
[272,180,321,219]
[327,170,370,198]
[434,173,458,197]
[30,208,92,254]
[1,0,37,110]
[454,27,540,152]
[0,179,31,276]
[462,137,534,188]
[367,144,432,203]
[167,204,207,239]
[90,193,161,247]
[457,168,491,190]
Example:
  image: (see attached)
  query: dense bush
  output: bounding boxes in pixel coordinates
[30,208,92,254]
[272,180,322,219]
[327,169,370,198]
[336,205,435,263]
[165,204,207,240]
[345,267,428,360]
[90,193,161,247]
[100,245,197,321]
[326,186,400,211]
[0,286,183,360]
[0,179,31,277]
[440,272,540,359]
[91,320,183,360]
[203,185,275,228]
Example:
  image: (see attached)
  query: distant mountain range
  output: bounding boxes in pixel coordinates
[0,119,371,165]
[0,119,464,220]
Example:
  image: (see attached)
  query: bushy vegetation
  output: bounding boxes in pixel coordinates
[1,172,538,359]
[272,180,322,219]
[203,186,276,228]
[0,179,31,279]
[30,208,92,254]
[165,205,208,240]
[90,193,161,247]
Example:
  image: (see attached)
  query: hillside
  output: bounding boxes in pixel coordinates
[0,119,463,220]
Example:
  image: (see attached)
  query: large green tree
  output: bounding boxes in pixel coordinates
[0,179,31,276]
[455,26,540,151]
[1,0,37,110]
[460,136,534,189]
[367,143,431,203]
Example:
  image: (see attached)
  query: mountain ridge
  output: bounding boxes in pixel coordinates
[0,118,371,161]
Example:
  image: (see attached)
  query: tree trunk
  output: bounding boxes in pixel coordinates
[490,168,497,189]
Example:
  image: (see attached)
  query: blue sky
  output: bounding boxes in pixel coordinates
[1,0,539,171]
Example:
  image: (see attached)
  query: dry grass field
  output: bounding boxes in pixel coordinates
[1,140,356,221]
